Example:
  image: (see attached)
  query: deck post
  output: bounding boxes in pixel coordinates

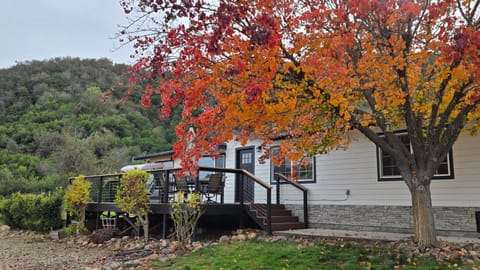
[96,176,105,230]
[162,213,168,239]
[303,190,308,228]
[164,170,170,204]
[267,189,272,235]
[275,174,280,205]
[239,174,244,206]
[239,173,245,229]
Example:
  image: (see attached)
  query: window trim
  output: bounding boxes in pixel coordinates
[270,146,316,184]
[376,132,455,181]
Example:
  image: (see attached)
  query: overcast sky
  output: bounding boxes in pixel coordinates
[0,0,134,69]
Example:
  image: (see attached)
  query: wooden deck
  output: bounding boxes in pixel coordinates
[79,167,309,238]
[86,202,243,216]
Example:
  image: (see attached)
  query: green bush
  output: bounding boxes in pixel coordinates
[0,190,64,232]
[170,192,204,248]
[64,223,88,236]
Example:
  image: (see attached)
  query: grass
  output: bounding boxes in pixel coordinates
[152,239,480,270]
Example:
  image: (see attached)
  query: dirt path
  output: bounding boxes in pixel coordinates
[0,231,112,270]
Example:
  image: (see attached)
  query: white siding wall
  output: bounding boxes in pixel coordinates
[223,133,480,207]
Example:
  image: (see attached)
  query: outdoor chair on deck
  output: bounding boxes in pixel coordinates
[203,173,225,203]
[147,173,164,202]
[176,176,191,192]
[146,171,177,202]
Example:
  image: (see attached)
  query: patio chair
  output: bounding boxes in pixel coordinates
[150,172,176,202]
[177,176,192,192]
[203,173,225,203]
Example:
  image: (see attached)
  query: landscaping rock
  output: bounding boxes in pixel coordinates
[247,232,257,239]
[270,235,287,242]
[161,239,169,247]
[0,225,11,234]
[256,236,268,242]
[159,256,170,263]
[219,235,230,243]
[237,234,247,241]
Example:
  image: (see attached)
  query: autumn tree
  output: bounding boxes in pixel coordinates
[118,0,480,248]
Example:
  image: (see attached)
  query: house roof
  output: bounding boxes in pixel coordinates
[133,150,174,161]
[133,144,228,161]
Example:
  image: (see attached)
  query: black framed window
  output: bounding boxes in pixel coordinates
[198,154,225,179]
[270,147,316,184]
[377,133,454,181]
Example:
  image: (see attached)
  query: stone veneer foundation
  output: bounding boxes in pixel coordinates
[286,204,480,237]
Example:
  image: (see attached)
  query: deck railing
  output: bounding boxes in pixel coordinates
[274,173,309,228]
[199,166,273,234]
[73,166,273,234]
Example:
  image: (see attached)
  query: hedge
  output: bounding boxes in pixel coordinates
[0,190,64,232]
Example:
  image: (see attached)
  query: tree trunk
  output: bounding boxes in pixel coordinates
[136,212,149,244]
[410,182,437,249]
[143,215,149,244]
[140,214,149,244]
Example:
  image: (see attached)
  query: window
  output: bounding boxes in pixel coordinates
[377,133,454,181]
[198,155,225,179]
[270,147,315,183]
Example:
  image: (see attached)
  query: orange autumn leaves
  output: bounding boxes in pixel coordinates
[120,0,480,172]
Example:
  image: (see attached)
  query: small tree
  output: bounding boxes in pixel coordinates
[115,169,150,243]
[64,175,91,235]
[169,192,203,249]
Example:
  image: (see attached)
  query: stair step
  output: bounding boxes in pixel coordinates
[247,204,305,232]
[271,222,306,231]
[249,204,285,210]
[259,204,285,209]
[254,209,292,217]
[272,216,298,223]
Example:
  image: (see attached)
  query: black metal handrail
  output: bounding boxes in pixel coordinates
[274,173,309,228]
[198,166,273,234]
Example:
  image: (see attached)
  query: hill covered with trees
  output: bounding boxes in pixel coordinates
[0,58,178,196]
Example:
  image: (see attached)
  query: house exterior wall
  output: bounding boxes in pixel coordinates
[223,133,480,236]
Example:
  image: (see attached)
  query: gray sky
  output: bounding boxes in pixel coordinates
[0,0,134,69]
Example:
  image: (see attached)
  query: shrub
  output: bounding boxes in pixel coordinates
[115,169,150,243]
[0,190,64,232]
[64,175,91,234]
[64,223,88,236]
[89,228,116,243]
[170,192,203,248]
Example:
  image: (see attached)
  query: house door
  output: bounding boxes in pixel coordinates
[235,147,255,203]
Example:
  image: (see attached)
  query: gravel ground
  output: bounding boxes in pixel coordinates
[0,230,112,270]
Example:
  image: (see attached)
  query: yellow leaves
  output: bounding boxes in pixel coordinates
[115,169,150,217]
[64,175,91,221]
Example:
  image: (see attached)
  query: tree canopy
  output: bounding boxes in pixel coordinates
[120,0,480,248]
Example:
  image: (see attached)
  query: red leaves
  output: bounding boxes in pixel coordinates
[249,13,280,49]
[119,0,480,176]
[245,83,264,104]
[140,84,154,108]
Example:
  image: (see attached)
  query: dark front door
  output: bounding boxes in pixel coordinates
[235,147,255,203]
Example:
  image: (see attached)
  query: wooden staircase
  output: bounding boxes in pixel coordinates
[247,204,306,231]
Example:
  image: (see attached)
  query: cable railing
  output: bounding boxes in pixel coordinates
[73,166,274,233]
[274,173,309,228]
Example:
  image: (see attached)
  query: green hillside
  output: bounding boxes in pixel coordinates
[0,57,178,196]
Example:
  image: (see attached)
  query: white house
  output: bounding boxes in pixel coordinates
[134,132,480,237]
